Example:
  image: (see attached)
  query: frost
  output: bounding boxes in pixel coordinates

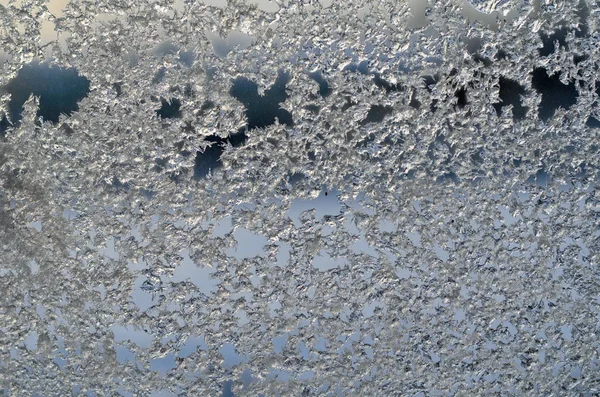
[0,61,90,132]
[2,0,600,395]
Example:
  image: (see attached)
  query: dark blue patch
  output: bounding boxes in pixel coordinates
[422,75,439,113]
[194,71,292,178]
[111,176,130,191]
[539,26,569,56]
[193,136,225,179]
[0,61,90,133]
[193,131,248,179]
[539,0,589,56]
[531,67,578,122]
[156,97,182,119]
[360,105,393,125]
[436,171,460,184]
[152,67,166,84]
[357,60,370,74]
[586,116,600,128]
[307,70,332,97]
[409,88,421,109]
[179,51,195,67]
[573,54,588,65]
[304,104,320,113]
[454,86,468,109]
[221,380,235,397]
[229,70,293,130]
[373,72,402,92]
[575,0,589,38]
[493,77,528,120]
[0,114,10,135]
[113,82,123,97]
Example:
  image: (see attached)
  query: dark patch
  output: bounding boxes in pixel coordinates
[289,172,305,185]
[152,67,166,84]
[373,73,402,93]
[435,172,460,184]
[466,37,481,55]
[495,49,508,60]
[141,189,154,200]
[357,132,376,147]
[409,88,421,109]
[531,68,578,122]
[59,122,75,135]
[595,81,600,98]
[382,133,402,146]
[221,380,235,397]
[466,38,492,66]
[526,168,552,187]
[493,77,528,120]
[0,61,90,128]
[154,41,178,56]
[111,176,130,191]
[345,130,354,142]
[422,75,439,113]
[454,87,468,109]
[539,0,589,56]
[357,60,370,75]
[156,97,182,119]
[179,51,195,67]
[424,56,443,67]
[304,104,320,114]
[154,157,169,172]
[539,26,569,56]
[586,116,600,128]
[307,70,332,97]
[184,83,194,97]
[113,82,123,97]
[0,114,10,136]
[472,53,493,67]
[573,54,588,65]
[227,130,248,147]
[575,0,589,38]
[341,96,357,112]
[194,136,226,179]
[471,149,484,164]
[342,63,359,74]
[174,138,191,155]
[423,75,437,88]
[198,100,214,114]
[360,105,393,125]
[573,161,588,179]
[229,70,293,130]
[193,130,248,179]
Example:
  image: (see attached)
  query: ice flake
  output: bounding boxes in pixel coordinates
[2,0,600,395]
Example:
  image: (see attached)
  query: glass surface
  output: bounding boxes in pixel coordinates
[1,0,599,395]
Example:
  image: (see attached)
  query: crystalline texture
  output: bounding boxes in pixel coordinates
[1,0,600,395]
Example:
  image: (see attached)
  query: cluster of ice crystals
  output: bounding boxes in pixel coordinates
[1,0,600,395]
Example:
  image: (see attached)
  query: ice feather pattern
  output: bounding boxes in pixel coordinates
[0,0,599,395]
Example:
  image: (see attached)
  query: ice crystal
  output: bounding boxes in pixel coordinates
[1,0,600,395]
